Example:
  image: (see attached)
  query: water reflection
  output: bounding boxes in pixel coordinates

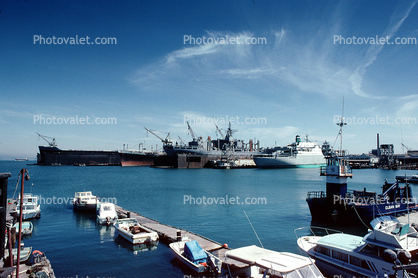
[114,236,158,255]
[97,224,116,243]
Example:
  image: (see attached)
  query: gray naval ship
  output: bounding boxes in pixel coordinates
[145,123,279,166]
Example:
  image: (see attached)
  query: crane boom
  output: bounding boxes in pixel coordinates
[186,122,197,140]
[215,124,224,139]
[36,132,57,147]
[144,127,171,144]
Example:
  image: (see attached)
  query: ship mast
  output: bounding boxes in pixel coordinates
[334,98,346,156]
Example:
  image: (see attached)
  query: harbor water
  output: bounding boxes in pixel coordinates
[2,160,417,277]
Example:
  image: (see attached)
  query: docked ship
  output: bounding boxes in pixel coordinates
[306,155,418,224]
[36,133,163,166]
[145,123,267,168]
[36,133,121,166]
[253,135,328,168]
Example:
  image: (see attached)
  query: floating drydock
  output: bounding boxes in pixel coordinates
[37,146,121,166]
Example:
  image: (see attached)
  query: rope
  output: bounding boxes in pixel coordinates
[12,172,21,200]
[353,206,371,229]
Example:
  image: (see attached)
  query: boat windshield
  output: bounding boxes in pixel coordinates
[103,206,112,211]
[23,205,36,210]
[281,264,323,278]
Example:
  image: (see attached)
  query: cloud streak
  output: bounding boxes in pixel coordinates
[349,0,418,99]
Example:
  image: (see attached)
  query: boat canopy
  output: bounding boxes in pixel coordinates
[226,245,316,272]
[184,241,207,264]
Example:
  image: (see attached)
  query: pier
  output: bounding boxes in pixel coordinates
[114,205,249,270]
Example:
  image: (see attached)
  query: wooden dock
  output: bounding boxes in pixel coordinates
[114,205,248,269]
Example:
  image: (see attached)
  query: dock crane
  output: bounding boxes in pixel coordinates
[186,121,198,140]
[401,143,411,152]
[36,132,57,147]
[215,124,224,139]
[144,127,172,145]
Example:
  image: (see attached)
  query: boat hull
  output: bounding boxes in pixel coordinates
[254,154,325,168]
[113,219,158,245]
[120,152,155,167]
[169,241,206,273]
[307,197,418,224]
[115,228,158,244]
[73,203,97,212]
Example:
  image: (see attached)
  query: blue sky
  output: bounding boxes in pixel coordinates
[1,0,418,159]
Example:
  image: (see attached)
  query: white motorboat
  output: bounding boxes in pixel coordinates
[113,218,158,245]
[96,202,118,225]
[73,191,98,212]
[16,193,41,220]
[13,221,33,236]
[296,216,418,278]
[225,245,324,278]
[4,244,32,264]
[169,240,222,273]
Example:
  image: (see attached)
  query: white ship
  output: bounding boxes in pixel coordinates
[253,135,328,168]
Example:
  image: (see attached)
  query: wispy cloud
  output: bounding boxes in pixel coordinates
[349,0,418,99]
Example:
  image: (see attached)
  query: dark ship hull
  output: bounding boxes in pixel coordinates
[37,146,121,166]
[120,152,155,167]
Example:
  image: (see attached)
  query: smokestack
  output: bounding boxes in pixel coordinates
[377,133,380,156]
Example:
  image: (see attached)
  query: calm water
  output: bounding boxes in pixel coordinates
[2,161,417,277]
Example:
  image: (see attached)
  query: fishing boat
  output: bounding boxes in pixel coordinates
[73,191,98,212]
[113,218,158,244]
[296,216,418,277]
[96,202,118,225]
[306,155,418,224]
[225,245,325,278]
[16,193,41,220]
[169,240,222,273]
[13,221,33,236]
[253,135,327,168]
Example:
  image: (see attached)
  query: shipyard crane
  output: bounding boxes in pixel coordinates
[401,143,411,152]
[178,136,186,145]
[215,124,225,139]
[36,132,57,147]
[186,122,198,140]
[144,127,172,145]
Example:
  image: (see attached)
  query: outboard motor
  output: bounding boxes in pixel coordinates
[398,250,412,265]
[383,249,397,263]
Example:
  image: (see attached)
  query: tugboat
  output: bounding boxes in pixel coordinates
[306,155,418,224]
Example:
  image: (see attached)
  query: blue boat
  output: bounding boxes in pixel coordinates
[306,156,418,224]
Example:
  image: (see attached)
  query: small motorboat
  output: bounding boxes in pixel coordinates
[113,218,158,245]
[169,240,222,273]
[16,193,41,220]
[13,221,33,236]
[4,243,32,265]
[73,191,98,212]
[96,202,118,225]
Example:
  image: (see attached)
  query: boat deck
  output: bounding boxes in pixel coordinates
[114,205,248,269]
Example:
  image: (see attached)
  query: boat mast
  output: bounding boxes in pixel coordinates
[334,97,346,156]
